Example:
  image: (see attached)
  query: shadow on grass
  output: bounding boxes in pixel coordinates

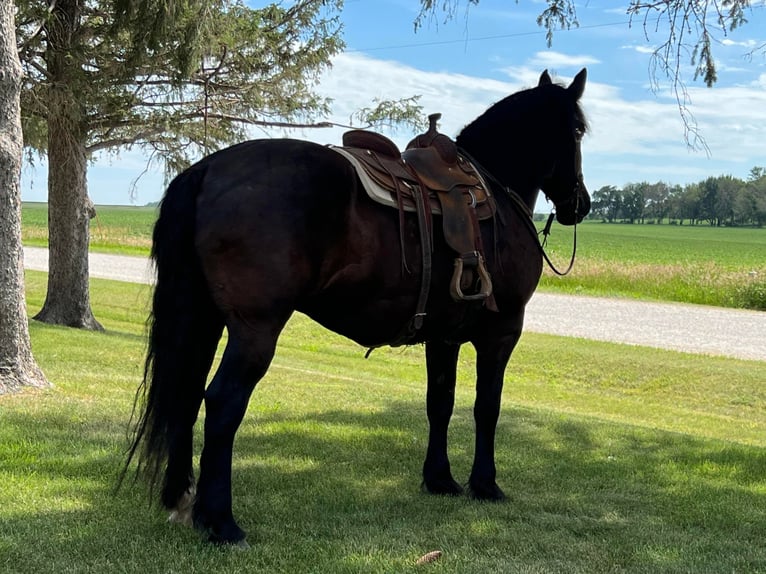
[230,403,766,572]
[2,399,766,573]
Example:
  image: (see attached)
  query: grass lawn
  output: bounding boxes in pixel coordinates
[1,272,765,573]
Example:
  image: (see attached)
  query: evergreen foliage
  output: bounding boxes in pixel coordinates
[16,0,349,176]
[14,0,423,330]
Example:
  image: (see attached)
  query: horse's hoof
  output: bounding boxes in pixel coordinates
[194,514,247,546]
[205,529,248,547]
[168,508,193,527]
[466,481,506,501]
[167,487,196,526]
[421,478,464,496]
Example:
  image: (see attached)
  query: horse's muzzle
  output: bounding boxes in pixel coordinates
[555,182,590,225]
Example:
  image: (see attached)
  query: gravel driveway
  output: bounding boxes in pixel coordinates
[23,246,765,362]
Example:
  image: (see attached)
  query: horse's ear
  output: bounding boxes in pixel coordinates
[538,70,552,86]
[568,68,587,100]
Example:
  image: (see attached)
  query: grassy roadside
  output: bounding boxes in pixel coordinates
[22,203,766,309]
[2,272,765,573]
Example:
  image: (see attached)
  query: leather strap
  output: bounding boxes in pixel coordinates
[365,181,432,355]
[410,184,432,332]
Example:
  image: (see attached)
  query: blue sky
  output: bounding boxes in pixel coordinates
[21,0,766,207]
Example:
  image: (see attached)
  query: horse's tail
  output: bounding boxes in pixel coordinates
[120,163,222,504]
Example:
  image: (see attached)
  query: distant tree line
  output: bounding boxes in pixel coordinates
[589,167,766,227]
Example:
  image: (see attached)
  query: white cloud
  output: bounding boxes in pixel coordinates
[30,48,766,205]
[528,51,601,69]
[315,52,515,145]
[721,38,759,48]
[627,45,656,55]
[315,52,766,193]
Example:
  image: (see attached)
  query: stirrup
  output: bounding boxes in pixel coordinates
[449,252,493,302]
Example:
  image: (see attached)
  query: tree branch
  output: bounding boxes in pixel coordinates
[21,56,53,80]
[17,0,57,55]
[86,128,166,154]
[182,112,334,129]
[86,114,338,154]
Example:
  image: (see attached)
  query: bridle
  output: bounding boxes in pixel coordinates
[459,141,585,277]
[537,128,585,275]
[538,180,581,276]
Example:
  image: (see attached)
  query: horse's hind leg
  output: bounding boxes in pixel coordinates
[422,340,463,495]
[163,314,223,526]
[193,315,288,545]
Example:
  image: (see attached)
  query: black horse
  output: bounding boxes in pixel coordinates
[124,69,590,545]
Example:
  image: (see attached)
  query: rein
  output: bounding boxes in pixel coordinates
[539,210,578,276]
[458,148,579,277]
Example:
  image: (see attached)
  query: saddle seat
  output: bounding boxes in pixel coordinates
[336,122,495,221]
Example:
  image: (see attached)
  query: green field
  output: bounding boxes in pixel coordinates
[21,203,766,309]
[22,202,156,256]
[539,222,766,309]
[2,273,766,573]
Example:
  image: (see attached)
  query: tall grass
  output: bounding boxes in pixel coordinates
[22,202,155,255]
[1,272,765,572]
[539,222,766,309]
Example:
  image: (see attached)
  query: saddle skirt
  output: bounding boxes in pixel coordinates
[330,133,495,221]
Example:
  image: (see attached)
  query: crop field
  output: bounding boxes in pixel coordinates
[22,203,766,309]
[22,202,156,255]
[2,273,765,573]
[539,221,766,309]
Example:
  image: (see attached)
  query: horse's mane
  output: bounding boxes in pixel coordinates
[456,81,588,146]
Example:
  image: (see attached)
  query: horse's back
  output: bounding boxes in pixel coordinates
[193,138,359,242]
[189,140,353,302]
[195,138,352,205]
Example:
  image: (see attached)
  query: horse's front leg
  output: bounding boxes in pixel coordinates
[422,340,463,495]
[468,327,521,500]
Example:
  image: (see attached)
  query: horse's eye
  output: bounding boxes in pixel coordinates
[574,126,585,140]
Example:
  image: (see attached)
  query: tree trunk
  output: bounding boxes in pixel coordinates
[0,1,49,394]
[32,0,102,331]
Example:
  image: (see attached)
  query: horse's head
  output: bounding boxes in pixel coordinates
[534,69,591,225]
[456,68,591,226]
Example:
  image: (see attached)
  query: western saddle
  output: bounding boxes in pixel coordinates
[331,114,498,344]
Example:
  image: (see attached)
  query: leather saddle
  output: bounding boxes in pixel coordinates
[331,114,497,337]
[334,117,495,222]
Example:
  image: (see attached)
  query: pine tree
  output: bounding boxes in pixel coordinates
[0,0,48,393]
[15,0,351,329]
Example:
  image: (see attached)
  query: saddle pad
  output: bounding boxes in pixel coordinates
[330,146,494,219]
